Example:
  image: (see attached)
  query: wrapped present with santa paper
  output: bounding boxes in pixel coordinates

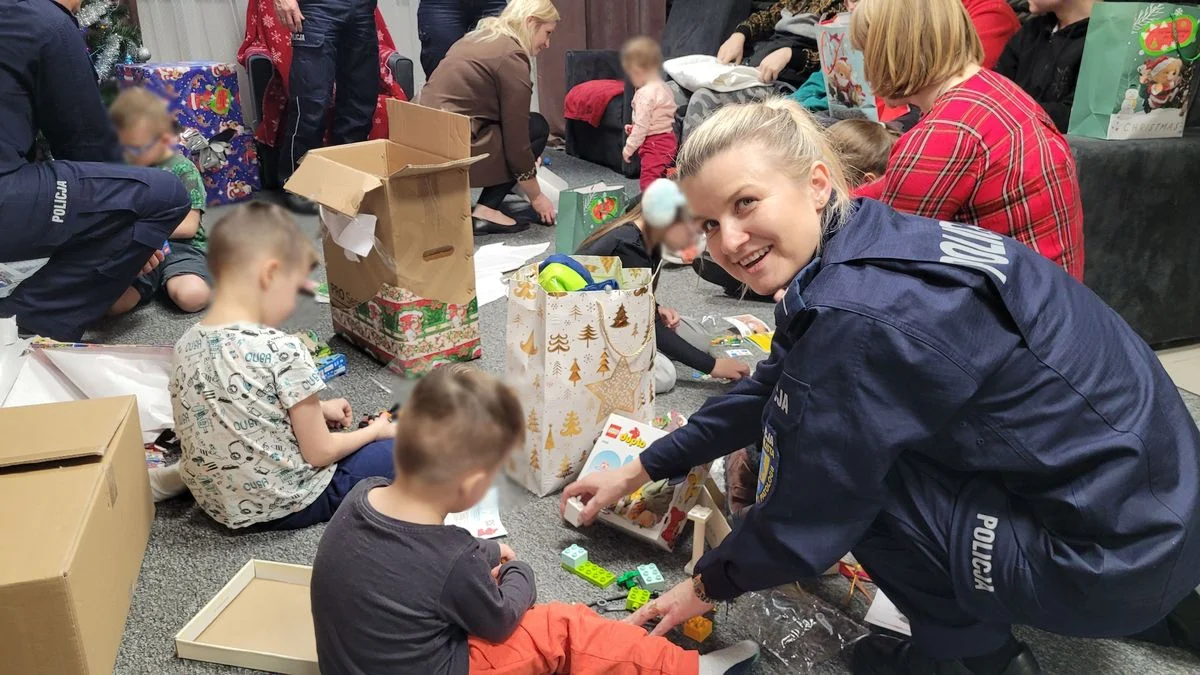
[573,413,711,551]
[117,61,259,204]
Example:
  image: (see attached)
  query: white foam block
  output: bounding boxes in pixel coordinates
[564,497,584,527]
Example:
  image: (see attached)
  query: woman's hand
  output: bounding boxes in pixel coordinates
[273,0,305,33]
[657,306,681,329]
[711,358,750,381]
[532,193,556,225]
[757,48,792,83]
[717,33,746,65]
[561,457,650,525]
[321,398,353,429]
[625,578,714,636]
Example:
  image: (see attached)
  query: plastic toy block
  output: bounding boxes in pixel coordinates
[563,560,616,588]
[637,564,666,592]
[616,571,641,590]
[682,616,712,643]
[561,544,588,570]
[626,587,651,611]
[564,496,584,527]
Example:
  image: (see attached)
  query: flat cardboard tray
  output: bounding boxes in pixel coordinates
[175,560,318,675]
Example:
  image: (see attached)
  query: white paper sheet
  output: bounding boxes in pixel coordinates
[320,206,378,258]
[474,242,549,307]
[864,590,911,636]
[444,487,507,539]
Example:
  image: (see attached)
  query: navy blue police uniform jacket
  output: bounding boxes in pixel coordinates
[0,0,122,216]
[641,199,1200,622]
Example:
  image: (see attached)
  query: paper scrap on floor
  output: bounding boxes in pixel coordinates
[445,486,507,538]
[475,242,550,306]
[0,340,175,442]
[864,590,911,636]
[724,314,771,337]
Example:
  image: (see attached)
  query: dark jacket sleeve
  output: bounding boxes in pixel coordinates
[639,321,799,480]
[993,26,1023,81]
[35,19,121,163]
[694,309,980,600]
[440,542,537,643]
[495,49,537,182]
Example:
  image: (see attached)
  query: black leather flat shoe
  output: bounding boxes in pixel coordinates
[472,217,530,235]
[852,633,1042,675]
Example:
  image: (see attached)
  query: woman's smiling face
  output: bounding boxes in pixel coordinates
[682,145,831,297]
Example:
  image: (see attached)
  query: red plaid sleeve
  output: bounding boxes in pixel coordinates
[878,122,982,221]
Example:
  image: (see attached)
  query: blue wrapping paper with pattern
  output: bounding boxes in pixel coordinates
[117,61,260,205]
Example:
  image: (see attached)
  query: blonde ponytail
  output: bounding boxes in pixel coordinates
[676,98,854,237]
[471,0,560,56]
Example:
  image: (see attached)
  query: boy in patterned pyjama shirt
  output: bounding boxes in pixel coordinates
[169,202,397,530]
[108,87,212,315]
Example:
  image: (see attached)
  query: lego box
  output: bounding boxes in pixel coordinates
[576,414,711,551]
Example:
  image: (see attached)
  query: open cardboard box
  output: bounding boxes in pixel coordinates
[176,560,318,674]
[0,397,153,675]
[285,100,485,375]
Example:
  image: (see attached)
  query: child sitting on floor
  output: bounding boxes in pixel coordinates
[168,202,396,530]
[108,87,211,315]
[824,118,900,187]
[621,36,679,191]
[311,366,759,675]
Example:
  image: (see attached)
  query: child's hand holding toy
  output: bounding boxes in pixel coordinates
[321,398,353,429]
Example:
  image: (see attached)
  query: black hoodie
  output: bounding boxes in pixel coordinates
[995,14,1090,132]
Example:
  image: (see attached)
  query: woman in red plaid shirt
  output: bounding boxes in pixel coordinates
[851,0,1084,281]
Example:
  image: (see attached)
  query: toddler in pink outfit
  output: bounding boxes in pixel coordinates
[621,37,678,191]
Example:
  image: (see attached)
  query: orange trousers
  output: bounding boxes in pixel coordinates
[468,602,699,675]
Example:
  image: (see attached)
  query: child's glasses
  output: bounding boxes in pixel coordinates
[121,137,163,157]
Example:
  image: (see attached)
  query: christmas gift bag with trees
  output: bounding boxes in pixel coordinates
[504,256,656,496]
[1068,2,1200,140]
[117,62,260,204]
[575,413,712,551]
[554,183,627,255]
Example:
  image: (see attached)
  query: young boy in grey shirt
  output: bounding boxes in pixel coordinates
[311,367,758,675]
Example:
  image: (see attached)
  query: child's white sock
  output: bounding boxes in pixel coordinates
[698,640,759,675]
[148,463,187,502]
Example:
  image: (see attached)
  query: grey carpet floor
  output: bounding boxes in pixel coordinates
[95,150,1200,674]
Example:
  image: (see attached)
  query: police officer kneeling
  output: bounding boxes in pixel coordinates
[563,99,1200,675]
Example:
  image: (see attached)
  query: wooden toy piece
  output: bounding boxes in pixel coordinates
[684,505,712,575]
[626,587,651,611]
[696,484,732,547]
[682,616,712,643]
[636,563,665,592]
[616,571,641,590]
[564,496,584,527]
[563,560,616,588]
[561,544,588,570]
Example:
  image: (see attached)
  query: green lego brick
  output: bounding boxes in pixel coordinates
[626,587,651,611]
[617,571,641,590]
[562,560,616,588]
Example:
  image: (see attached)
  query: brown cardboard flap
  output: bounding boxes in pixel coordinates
[387,99,472,161]
[388,155,486,178]
[284,152,384,217]
[0,397,133,468]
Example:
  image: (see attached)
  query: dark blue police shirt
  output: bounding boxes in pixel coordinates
[0,0,122,175]
[642,199,1200,607]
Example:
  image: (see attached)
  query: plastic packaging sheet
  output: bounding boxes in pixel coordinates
[746,586,870,672]
[0,259,49,298]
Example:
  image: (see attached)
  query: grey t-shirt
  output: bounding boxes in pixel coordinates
[311,478,537,675]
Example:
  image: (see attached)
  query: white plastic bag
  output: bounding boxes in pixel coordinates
[0,259,49,298]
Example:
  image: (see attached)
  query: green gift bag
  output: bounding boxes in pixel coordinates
[1068,3,1200,140]
[553,183,627,254]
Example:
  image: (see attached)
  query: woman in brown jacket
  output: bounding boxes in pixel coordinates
[418,0,559,234]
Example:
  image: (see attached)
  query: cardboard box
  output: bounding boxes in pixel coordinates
[0,397,154,675]
[576,414,711,551]
[285,100,484,374]
[176,560,318,675]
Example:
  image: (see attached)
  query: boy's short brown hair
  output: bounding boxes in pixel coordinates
[850,0,983,100]
[621,36,663,71]
[205,202,318,281]
[393,366,525,483]
[109,86,173,135]
[825,119,900,186]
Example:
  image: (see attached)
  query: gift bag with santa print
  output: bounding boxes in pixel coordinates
[816,15,878,121]
[554,184,627,255]
[504,256,655,497]
[1068,2,1200,140]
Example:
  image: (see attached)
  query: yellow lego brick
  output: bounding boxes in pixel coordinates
[562,560,616,588]
[682,616,712,643]
[626,587,651,611]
